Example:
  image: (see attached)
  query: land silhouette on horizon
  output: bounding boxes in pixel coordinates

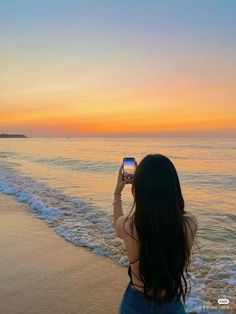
[0,133,27,138]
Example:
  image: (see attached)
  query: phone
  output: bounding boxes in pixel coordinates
[122,157,136,180]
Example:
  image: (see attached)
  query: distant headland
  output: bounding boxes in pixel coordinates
[0,133,27,138]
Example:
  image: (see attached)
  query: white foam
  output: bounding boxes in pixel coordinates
[0,160,235,314]
[0,161,123,261]
[119,256,129,267]
[18,191,34,202]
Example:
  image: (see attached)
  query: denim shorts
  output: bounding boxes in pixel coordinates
[118,283,186,314]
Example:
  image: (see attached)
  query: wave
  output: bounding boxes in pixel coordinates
[1,151,236,192]
[180,171,236,192]
[34,156,118,173]
[0,160,235,313]
[0,151,119,174]
[0,151,18,158]
[0,161,127,266]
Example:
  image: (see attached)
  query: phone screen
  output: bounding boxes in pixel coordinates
[123,157,136,179]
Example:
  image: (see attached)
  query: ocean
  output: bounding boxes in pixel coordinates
[0,137,235,313]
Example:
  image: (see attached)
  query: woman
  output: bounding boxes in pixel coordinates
[113,154,198,314]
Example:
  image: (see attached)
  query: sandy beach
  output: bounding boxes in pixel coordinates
[0,193,127,314]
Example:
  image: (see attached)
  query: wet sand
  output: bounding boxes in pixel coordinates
[0,194,127,314]
[1,193,234,314]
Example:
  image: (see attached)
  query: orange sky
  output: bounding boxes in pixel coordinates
[1,78,235,136]
[0,1,235,137]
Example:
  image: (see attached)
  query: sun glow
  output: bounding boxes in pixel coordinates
[0,1,235,137]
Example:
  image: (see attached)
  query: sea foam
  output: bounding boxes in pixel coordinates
[0,160,235,313]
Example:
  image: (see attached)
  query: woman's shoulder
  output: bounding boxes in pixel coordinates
[115,215,137,240]
[183,212,198,229]
[183,212,198,250]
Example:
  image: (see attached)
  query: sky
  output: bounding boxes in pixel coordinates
[0,0,235,137]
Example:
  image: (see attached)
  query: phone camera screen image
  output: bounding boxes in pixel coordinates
[123,157,136,179]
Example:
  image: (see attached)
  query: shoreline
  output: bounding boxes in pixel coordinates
[0,193,127,314]
[1,193,235,314]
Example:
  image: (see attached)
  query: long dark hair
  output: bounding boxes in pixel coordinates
[125,154,195,305]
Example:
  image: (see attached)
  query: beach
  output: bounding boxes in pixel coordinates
[0,193,127,314]
[0,137,235,313]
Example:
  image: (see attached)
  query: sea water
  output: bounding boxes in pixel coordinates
[0,137,235,313]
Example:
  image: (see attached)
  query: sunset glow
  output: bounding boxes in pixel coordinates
[0,1,235,137]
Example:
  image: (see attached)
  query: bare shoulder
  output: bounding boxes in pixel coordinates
[183,212,198,230]
[183,212,198,250]
[115,215,136,240]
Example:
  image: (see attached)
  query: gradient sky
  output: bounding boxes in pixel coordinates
[0,0,235,137]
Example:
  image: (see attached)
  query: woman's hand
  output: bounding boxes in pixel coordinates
[114,165,133,196]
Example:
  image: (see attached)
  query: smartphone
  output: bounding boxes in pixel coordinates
[122,157,136,180]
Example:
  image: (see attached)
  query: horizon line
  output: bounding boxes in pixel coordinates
[1,130,236,139]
